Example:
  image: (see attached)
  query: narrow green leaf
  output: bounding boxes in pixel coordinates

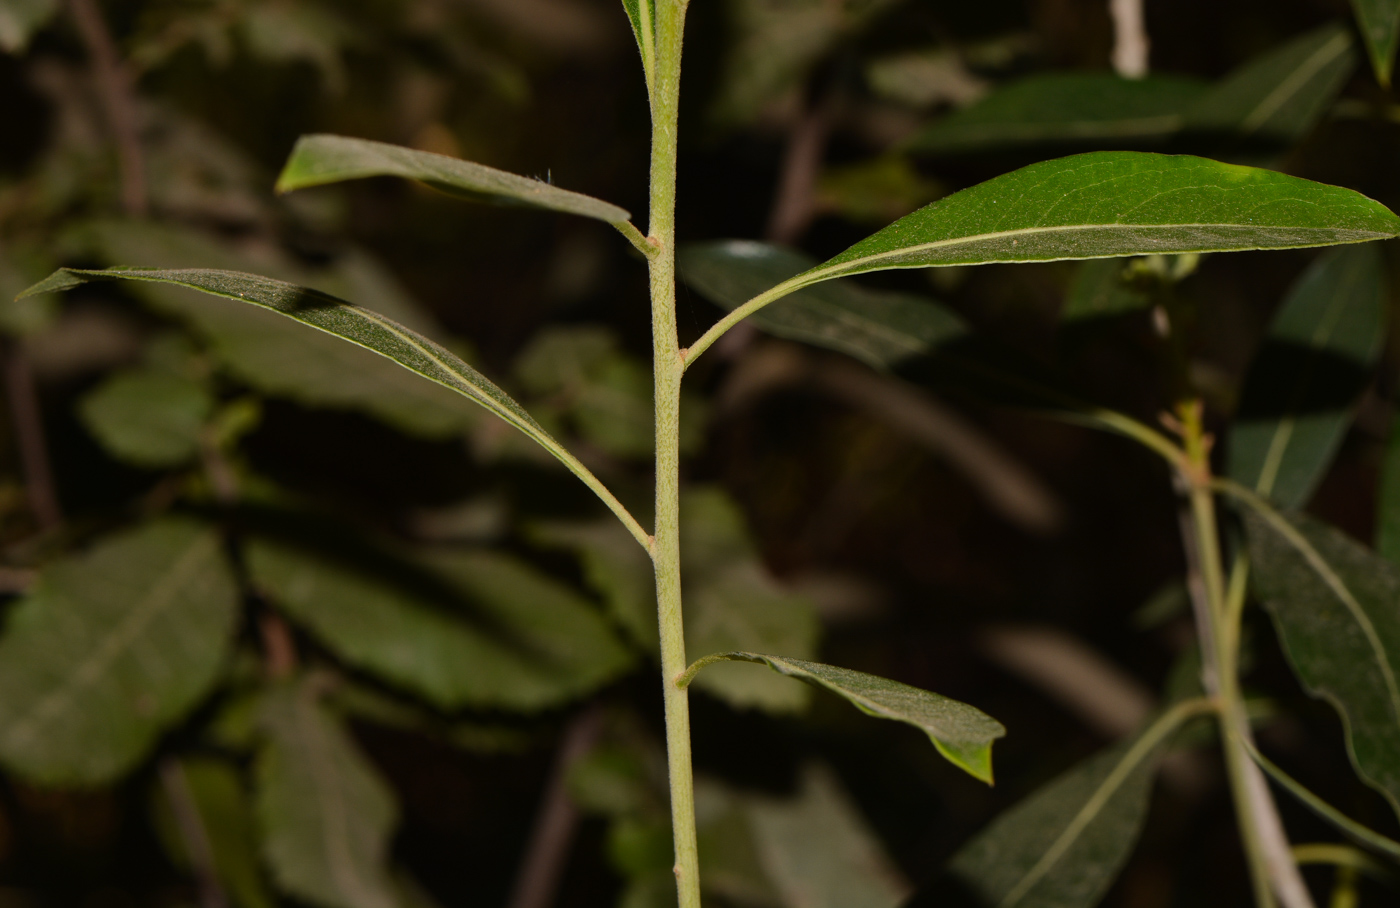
[1228,245,1386,509]
[744,765,911,908]
[0,0,58,53]
[682,653,1004,782]
[1377,420,1400,564]
[678,240,966,371]
[256,678,400,908]
[276,135,631,226]
[621,0,655,90]
[815,152,1400,277]
[948,699,1208,907]
[20,265,649,546]
[79,369,215,468]
[153,757,275,908]
[0,519,238,785]
[246,540,633,712]
[1242,507,1400,819]
[1185,23,1356,145]
[1352,0,1400,86]
[906,74,1206,154]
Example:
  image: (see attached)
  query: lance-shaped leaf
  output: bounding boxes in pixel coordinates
[0,519,238,785]
[686,152,1400,360]
[1242,507,1400,819]
[246,540,633,712]
[276,135,631,226]
[678,240,966,371]
[1228,245,1385,510]
[1352,0,1400,86]
[947,699,1207,907]
[681,653,1004,782]
[19,267,649,546]
[621,0,655,90]
[256,678,400,908]
[906,74,1206,154]
[1185,23,1356,146]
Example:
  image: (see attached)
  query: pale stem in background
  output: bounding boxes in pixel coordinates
[1109,0,1150,78]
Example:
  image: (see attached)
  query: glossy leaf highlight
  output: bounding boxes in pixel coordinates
[681,652,1004,782]
[277,135,631,225]
[1243,507,1400,818]
[1228,244,1385,509]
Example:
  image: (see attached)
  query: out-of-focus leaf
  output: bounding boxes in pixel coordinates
[81,221,475,437]
[0,246,59,336]
[153,757,274,908]
[865,48,988,109]
[756,152,1400,297]
[1377,420,1400,564]
[744,765,910,908]
[0,519,238,785]
[948,734,1159,907]
[816,156,946,226]
[21,266,642,540]
[530,518,657,650]
[245,540,632,711]
[681,489,820,714]
[256,677,400,908]
[678,241,966,372]
[1351,0,1400,86]
[1228,245,1385,509]
[685,652,1004,782]
[710,0,900,128]
[79,369,214,468]
[325,682,531,753]
[1243,507,1400,819]
[0,0,58,53]
[906,74,1206,154]
[277,135,632,226]
[1185,23,1356,146]
[239,2,360,94]
[1061,258,1152,321]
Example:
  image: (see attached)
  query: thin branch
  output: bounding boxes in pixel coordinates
[2,342,62,531]
[68,0,147,217]
[765,96,835,247]
[159,758,230,908]
[506,705,605,908]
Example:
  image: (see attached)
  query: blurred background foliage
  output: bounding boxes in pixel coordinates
[1,0,1400,907]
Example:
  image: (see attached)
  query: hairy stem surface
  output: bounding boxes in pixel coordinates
[646,3,700,906]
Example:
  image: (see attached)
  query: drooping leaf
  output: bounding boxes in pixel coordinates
[947,731,1164,908]
[0,0,58,53]
[1242,507,1400,819]
[743,764,911,908]
[276,135,631,226]
[678,240,966,371]
[1376,420,1400,565]
[1228,245,1386,510]
[20,266,641,537]
[684,652,1004,782]
[245,540,632,712]
[0,519,238,785]
[256,678,400,908]
[681,489,820,714]
[153,757,275,908]
[82,220,477,438]
[906,74,1206,155]
[1351,0,1400,86]
[1060,257,1152,321]
[79,369,215,468]
[1185,23,1357,145]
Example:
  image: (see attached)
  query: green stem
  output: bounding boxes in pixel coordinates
[646,4,700,907]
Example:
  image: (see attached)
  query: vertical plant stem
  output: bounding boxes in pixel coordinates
[646,3,700,907]
[2,343,62,532]
[1176,402,1313,908]
[68,0,148,218]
